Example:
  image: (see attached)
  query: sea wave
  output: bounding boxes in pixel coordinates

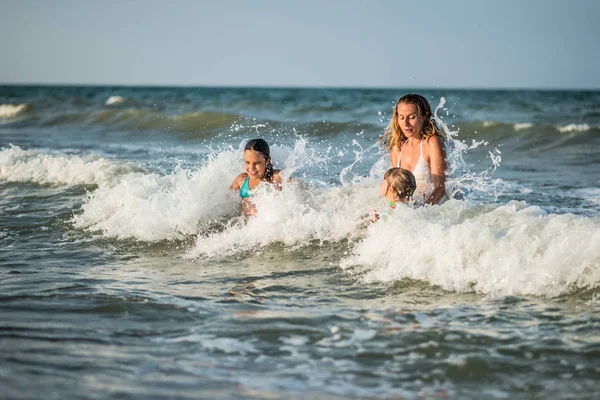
[0,103,28,118]
[105,95,127,106]
[39,108,248,135]
[71,147,243,241]
[71,139,326,241]
[514,123,533,131]
[556,123,591,132]
[449,120,600,150]
[46,135,600,298]
[341,200,600,298]
[0,145,141,186]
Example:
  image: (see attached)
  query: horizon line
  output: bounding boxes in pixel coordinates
[1,82,599,92]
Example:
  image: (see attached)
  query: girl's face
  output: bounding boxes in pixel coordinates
[380,179,396,201]
[396,102,425,139]
[244,150,268,180]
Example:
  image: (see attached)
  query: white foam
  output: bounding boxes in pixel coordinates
[341,200,600,297]
[0,103,27,118]
[72,149,241,241]
[514,123,533,131]
[187,177,379,258]
[482,120,499,127]
[556,123,591,132]
[0,145,137,185]
[105,95,125,106]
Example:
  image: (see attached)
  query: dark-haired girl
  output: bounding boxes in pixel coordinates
[229,139,282,217]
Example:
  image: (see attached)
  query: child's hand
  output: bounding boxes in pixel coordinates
[371,209,380,223]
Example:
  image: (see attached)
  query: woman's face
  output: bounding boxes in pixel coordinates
[244,150,268,179]
[396,102,425,138]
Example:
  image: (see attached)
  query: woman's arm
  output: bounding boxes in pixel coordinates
[425,136,447,205]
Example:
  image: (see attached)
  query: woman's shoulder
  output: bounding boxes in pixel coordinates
[424,134,445,150]
[391,143,403,154]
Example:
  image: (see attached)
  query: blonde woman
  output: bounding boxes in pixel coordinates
[379,94,447,204]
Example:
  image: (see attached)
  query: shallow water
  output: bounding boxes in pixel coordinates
[1,86,600,399]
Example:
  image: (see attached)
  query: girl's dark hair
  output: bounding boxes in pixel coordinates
[244,138,273,182]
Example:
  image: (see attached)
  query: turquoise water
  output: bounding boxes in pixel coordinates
[1,86,600,399]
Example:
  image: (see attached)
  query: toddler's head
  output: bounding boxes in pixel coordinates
[380,168,416,203]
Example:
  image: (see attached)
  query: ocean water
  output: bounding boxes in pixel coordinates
[1,85,599,399]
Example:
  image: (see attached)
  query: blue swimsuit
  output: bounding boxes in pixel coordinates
[239,177,253,199]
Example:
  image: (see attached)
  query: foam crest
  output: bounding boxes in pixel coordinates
[0,103,27,118]
[556,123,591,132]
[72,149,241,241]
[105,96,125,106]
[514,123,533,131]
[0,145,137,186]
[341,200,600,297]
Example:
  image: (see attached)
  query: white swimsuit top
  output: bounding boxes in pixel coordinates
[397,139,434,201]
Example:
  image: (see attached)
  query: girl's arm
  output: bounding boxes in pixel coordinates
[272,171,283,191]
[425,136,447,205]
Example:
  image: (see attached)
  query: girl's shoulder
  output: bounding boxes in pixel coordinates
[272,170,283,183]
[231,173,249,189]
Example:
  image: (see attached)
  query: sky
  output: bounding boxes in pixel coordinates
[1,0,599,89]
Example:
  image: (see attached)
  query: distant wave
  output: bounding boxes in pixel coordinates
[38,108,246,134]
[0,145,142,186]
[556,123,591,132]
[0,103,28,118]
[482,120,500,128]
[454,120,599,137]
[20,105,379,138]
[514,123,533,131]
[105,95,126,106]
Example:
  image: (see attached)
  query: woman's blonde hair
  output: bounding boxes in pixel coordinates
[378,94,443,151]
[384,168,416,201]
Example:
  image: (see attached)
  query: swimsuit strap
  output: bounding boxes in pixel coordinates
[239,177,253,199]
[398,139,424,169]
[396,140,407,168]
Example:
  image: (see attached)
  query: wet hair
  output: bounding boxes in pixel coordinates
[378,94,443,151]
[384,167,416,201]
[244,138,274,182]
